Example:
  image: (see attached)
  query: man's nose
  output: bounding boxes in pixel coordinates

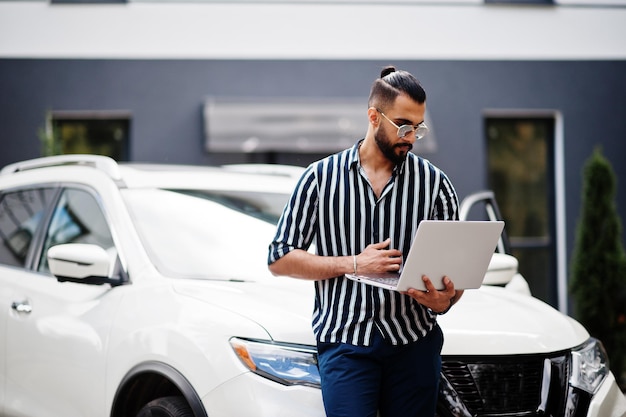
[400,131,416,143]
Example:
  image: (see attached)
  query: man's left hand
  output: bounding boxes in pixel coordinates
[405,276,460,314]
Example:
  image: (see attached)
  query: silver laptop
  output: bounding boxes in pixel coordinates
[345,220,505,292]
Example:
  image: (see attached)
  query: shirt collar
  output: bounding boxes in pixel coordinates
[348,139,363,170]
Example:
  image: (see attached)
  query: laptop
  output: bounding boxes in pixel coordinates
[345,220,505,292]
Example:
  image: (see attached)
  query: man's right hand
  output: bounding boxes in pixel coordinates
[355,238,403,275]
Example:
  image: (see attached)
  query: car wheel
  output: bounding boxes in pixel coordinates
[136,396,194,417]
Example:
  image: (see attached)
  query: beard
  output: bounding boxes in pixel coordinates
[374,130,413,166]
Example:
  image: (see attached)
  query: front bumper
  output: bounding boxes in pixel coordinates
[202,371,325,417]
[201,370,625,417]
[588,373,626,417]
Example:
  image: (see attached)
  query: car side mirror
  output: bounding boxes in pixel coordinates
[483,253,518,286]
[47,243,123,286]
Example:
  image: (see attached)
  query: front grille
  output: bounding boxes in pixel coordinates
[443,360,542,414]
[440,354,568,416]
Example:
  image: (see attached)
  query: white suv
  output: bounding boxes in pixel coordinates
[0,155,624,417]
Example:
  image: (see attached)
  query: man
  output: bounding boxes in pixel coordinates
[268,66,463,417]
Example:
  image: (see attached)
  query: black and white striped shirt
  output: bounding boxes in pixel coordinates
[268,141,459,346]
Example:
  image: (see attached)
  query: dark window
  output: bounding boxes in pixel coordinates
[486,116,556,305]
[0,189,57,268]
[38,188,115,273]
[47,112,130,161]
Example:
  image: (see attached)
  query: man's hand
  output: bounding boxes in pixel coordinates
[354,238,402,275]
[405,275,462,314]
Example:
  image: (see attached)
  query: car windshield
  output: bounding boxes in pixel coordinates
[122,188,284,280]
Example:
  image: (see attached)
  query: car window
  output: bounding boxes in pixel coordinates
[0,188,57,268]
[122,188,277,280]
[38,188,115,273]
[171,189,288,224]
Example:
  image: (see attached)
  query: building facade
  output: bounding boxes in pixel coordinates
[1,0,625,313]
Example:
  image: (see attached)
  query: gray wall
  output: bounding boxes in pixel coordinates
[1,58,625,304]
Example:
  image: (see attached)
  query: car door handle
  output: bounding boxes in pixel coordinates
[11,300,32,314]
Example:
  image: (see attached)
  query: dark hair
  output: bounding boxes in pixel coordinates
[368,66,426,110]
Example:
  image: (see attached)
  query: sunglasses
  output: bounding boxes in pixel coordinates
[376,108,429,140]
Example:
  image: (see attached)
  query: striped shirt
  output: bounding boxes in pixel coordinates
[268,140,459,346]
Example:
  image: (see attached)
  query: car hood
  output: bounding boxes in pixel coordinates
[174,278,589,355]
[174,277,318,345]
[439,285,589,355]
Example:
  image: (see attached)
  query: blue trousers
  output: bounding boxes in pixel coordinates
[317,325,443,417]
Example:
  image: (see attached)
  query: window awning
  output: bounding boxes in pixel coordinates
[204,97,437,154]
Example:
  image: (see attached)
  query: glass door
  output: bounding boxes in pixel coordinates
[486,117,556,306]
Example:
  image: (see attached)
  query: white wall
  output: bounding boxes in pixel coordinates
[1,0,625,60]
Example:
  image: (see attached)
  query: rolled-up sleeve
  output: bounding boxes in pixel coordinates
[268,166,319,265]
[433,172,459,221]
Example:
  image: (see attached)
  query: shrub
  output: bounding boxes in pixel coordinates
[570,148,626,389]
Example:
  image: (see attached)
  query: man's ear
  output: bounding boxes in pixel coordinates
[367,107,380,126]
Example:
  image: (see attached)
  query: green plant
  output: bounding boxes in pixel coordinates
[38,112,63,156]
[570,148,626,390]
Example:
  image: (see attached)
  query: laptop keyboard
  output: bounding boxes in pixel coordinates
[367,276,399,286]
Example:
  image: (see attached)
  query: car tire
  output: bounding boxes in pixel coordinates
[136,396,194,417]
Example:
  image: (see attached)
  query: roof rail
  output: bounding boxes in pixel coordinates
[0,154,122,180]
[222,163,305,179]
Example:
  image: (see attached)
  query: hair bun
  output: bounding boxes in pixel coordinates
[380,66,397,78]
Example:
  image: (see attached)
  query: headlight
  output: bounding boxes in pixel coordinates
[570,338,609,394]
[230,337,321,388]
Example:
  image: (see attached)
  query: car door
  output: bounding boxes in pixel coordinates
[2,186,122,417]
[0,187,57,416]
